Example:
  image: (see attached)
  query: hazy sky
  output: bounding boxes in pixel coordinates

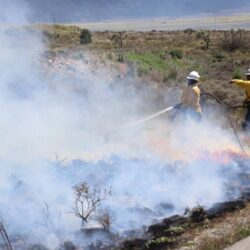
[7,0,250,23]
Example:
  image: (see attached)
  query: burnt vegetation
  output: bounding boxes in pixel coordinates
[9,25,249,249]
[219,29,248,52]
[72,182,111,229]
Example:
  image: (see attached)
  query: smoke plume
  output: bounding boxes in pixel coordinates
[0,1,249,249]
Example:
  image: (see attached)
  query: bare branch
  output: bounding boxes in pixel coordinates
[72,182,111,228]
[0,221,13,250]
[55,152,68,168]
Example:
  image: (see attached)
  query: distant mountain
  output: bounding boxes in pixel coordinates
[8,0,250,23]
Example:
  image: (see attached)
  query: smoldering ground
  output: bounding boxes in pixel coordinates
[0,1,250,249]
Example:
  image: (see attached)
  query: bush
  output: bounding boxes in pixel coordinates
[168,68,178,80]
[80,29,92,44]
[219,29,247,52]
[184,28,195,35]
[137,67,149,77]
[169,49,183,59]
[213,51,225,62]
[233,68,242,79]
[72,182,110,228]
[196,31,212,49]
[117,53,124,63]
[111,32,127,48]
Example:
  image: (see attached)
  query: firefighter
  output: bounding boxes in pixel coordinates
[230,69,250,130]
[180,71,202,121]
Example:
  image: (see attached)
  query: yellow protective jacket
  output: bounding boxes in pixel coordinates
[232,79,250,101]
[181,85,201,113]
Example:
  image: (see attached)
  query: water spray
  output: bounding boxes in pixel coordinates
[122,104,180,128]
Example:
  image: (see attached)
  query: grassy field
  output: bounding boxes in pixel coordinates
[71,14,250,31]
[34,23,250,131]
[7,22,249,249]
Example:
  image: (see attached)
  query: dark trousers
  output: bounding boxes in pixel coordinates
[242,105,250,130]
[179,107,201,122]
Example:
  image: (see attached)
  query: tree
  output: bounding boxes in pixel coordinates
[80,29,92,44]
[219,29,247,52]
[111,32,127,48]
[196,31,212,49]
[72,182,111,228]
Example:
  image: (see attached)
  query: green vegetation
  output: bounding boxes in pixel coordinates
[145,236,175,248]
[36,24,250,128]
[196,31,212,49]
[220,29,247,52]
[165,226,185,236]
[235,227,250,239]
[213,51,225,62]
[169,49,183,59]
[126,51,168,72]
[233,67,243,79]
[80,28,92,44]
[4,24,250,250]
[111,31,127,48]
[126,51,187,81]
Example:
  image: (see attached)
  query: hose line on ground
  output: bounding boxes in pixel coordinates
[201,92,246,109]
[201,92,247,155]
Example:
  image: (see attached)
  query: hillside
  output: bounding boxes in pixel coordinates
[1,22,250,249]
[34,24,250,140]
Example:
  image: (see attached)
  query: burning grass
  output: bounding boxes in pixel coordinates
[0,150,248,249]
[1,23,250,249]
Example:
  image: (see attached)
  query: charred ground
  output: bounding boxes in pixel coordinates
[2,24,250,250]
[36,25,250,250]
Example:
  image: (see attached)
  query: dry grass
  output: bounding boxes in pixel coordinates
[21,24,250,250]
[176,203,250,250]
[35,24,250,127]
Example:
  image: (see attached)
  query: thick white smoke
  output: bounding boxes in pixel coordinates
[0,1,249,249]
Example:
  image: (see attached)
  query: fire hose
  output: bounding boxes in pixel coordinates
[201,92,247,154]
[200,92,246,109]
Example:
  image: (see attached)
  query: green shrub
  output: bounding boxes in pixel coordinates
[169,49,183,59]
[236,228,250,239]
[80,29,92,44]
[184,28,195,35]
[145,237,175,248]
[214,51,225,62]
[111,32,127,48]
[117,53,124,63]
[219,29,247,52]
[137,67,149,77]
[233,68,242,79]
[168,67,178,80]
[196,31,212,49]
[165,226,185,236]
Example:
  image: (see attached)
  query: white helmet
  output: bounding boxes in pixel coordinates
[245,69,250,75]
[187,71,200,81]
